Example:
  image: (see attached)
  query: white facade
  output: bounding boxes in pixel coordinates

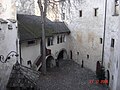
[0,0,18,90]
[21,33,69,68]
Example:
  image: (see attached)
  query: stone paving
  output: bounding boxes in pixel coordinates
[38,59,108,90]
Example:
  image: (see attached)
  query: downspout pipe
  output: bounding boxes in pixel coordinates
[102,0,107,66]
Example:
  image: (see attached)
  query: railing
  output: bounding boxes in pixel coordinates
[35,48,51,71]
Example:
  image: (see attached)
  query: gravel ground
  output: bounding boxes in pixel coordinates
[37,59,108,90]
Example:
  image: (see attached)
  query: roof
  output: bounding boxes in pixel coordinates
[17,14,70,42]
[7,19,16,23]
[0,18,8,23]
[7,61,40,88]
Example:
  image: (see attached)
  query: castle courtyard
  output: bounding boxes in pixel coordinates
[37,59,108,90]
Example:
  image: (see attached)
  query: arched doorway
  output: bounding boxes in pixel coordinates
[46,56,55,71]
[56,49,67,67]
[57,49,67,60]
[96,61,101,78]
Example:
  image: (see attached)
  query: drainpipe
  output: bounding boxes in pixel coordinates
[102,0,107,66]
[19,41,22,64]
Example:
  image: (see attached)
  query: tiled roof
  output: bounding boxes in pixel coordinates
[7,61,40,88]
[17,14,70,42]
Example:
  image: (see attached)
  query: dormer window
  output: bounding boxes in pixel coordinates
[8,24,13,30]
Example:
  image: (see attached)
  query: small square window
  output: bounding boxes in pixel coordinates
[111,38,115,48]
[79,10,82,17]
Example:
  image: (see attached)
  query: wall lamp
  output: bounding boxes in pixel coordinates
[0,51,19,63]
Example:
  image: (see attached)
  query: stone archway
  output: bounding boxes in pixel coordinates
[46,55,55,71]
[56,49,67,67]
[57,49,67,60]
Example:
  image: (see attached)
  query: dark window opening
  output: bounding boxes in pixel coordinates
[57,36,59,44]
[60,35,62,43]
[47,38,51,46]
[27,40,35,45]
[47,37,53,46]
[77,52,79,55]
[100,38,102,44]
[87,54,89,59]
[94,8,98,16]
[70,50,72,59]
[62,13,65,20]
[8,24,13,30]
[79,10,82,17]
[111,38,115,48]
[27,60,31,65]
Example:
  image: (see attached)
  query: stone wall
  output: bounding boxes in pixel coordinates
[59,0,105,71]
[57,0,120,90]
[0,0,18,90]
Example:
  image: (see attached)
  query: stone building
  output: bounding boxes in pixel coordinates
[0,0,18,90]
[0,0,120,90]
[18,14,70,70]
[55,0,120,90]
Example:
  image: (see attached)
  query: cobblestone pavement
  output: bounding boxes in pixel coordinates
[38,59,108,90]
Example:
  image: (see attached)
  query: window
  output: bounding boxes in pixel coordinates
[47,37,53,46]
[115,0,119,5]
[27,60,31,65]
[8,24,13,30]
[94,8,98,16]
[57,36,59,44]
[27,40,35,45]
[114,0,119,15]
[87,54,89,59]
[62,13,65,20]
[100,38,102,44]
[111,38,115,48]
[62,35,65,42]
[79,10,82,17]
[47,38,51,46]
[60,35,62,43]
